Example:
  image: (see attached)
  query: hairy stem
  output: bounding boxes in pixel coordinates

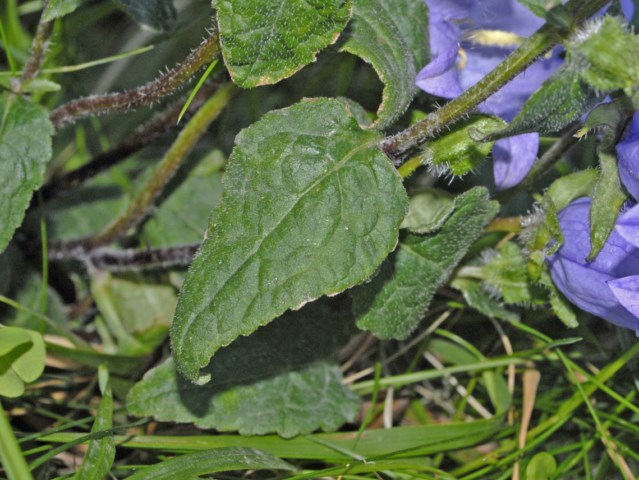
[49,27,221,128]
[380,0,612,161]
[50,82,237,255]
[18,0,52,85]
[41,81,222,201]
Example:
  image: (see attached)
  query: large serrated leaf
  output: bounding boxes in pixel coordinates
[171,98,407,383]
[131,300,359,437]
[339,0,428,128]
[352,187,498,339]
[0,93,52,254]
[111,0,177,32]
[213,0,351,88]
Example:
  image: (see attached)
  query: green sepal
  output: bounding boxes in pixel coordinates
[423,115,506,176]
[588,151,627,260]
[400,189,455,234]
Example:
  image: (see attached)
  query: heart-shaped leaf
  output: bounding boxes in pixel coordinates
[0,327,46,398]
[171,98,407,383]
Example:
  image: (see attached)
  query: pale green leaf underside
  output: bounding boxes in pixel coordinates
[126,448,294,480]
[340,0,428,128]
[132,299,359,437]
[213,0,351,87]
[171,98,407,383]
[0,93,52,254]
[352,187,499,339]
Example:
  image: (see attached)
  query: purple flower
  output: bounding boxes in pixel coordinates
[547,112,639,333]
[417,0,563,189]
[547,198,639,333]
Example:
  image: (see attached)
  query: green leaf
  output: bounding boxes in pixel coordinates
[90,272,177,355]
[0,327,46,398]
[589,151,627,260]
[0,93,52,255]
[352,187,498,339]
[545,169,598,212]
[517,0,562,18]
[43,0,84,21]
[540,271,578,328]
[570,16,639,92]
[339,0,428,128]
[111,0,177,32]
[171,98,407,383]
[400,189,455,234]
[451,278,519,323]
[480,66,599,140]
[525,452,557,480]
[74,366,114,480]
[426,115,506,176]
[575,97,634,147]
[481,242,532,305]
[141,151,225,247]
[126,447,294,480]
[130,300,359,437]
[213,0,351,88]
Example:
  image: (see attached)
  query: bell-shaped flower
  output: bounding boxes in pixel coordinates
[417,0,563,189]
[547,198,639,333]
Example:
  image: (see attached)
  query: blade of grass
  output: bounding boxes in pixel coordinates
[176,59,218,124]
[0,400,33,480]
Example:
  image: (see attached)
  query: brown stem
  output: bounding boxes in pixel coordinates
[49,27,220,128]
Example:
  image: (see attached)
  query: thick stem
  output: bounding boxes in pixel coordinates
[50,82,237,255]
[380,0,612,161]
[49,27,221,128]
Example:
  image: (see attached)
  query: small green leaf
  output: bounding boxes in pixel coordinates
[339,0,428,128]
[589,151,627,260]
[43,0,84,20]
[426,115,506,176]
[0,93,52,255]
[481,242,532,305]
[352,187,499,339]
[570,16,639,92]
[451,277,520,323]
[540,271,578,328]
[400,189,455,234]
[575,98,634,147]
[0,327,46,398]
[213,0,351,88]
[126,447,294,480]
[545,169,598,212]
[171,98,407,383]
[111,0,177,32]
[517,0,562,18]
[130,300,359,437]
[481,65,599,140]
[74,366,114,480]
[91,272,177,355]
[525,452,557,480]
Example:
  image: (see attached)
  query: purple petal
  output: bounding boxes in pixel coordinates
[469,0,545,36]
[621,0,635,21]
[617,112,639,201]
[492,133,538,190]
[608,276,639,333]
[416,16,463,97]
[616,203,639,248]
[425,0,472,21]
[547,198,639,331]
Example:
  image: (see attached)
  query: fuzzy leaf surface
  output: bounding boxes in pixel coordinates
[171,98,407,382]
[131,300,359,437]
[352,187,498,339]
[111,0,177,32]
[339,0,428,128]
[0,93,52,254]
[213,0,351,87]
[43,0,84,20]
